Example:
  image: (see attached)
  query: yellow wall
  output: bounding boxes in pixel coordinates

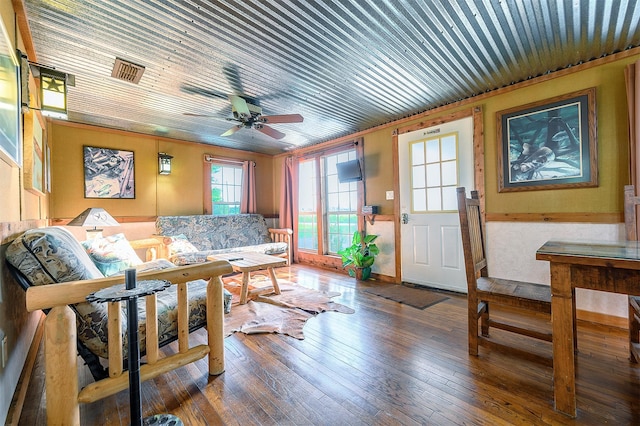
[358,53,636,216]
[50,122,276,219]
[0,3,49,423]
[481,59,630,214]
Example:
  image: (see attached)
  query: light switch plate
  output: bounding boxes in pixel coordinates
[386,191,394,200]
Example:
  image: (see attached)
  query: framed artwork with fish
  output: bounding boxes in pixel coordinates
[83,146,135,198]
[496,87,597,192]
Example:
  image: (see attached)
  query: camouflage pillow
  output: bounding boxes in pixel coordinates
[81,233,142,276]
[6,226,103,285]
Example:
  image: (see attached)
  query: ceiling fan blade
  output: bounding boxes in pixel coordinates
[229,95,251,118]
[180,84,228,100]
[260,114,304,124]
[222,63,245,95]
[256,124,286,140]
[221,124,243,137]
[183,112,216,117]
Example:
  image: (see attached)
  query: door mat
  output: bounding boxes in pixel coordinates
[363,284,449,309]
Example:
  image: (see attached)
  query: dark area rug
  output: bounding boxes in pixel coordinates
[363,284,449,309]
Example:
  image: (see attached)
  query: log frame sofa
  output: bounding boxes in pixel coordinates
[5,226,233,424]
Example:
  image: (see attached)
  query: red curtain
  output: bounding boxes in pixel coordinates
[241,160,256,213]
[279,156,297,261]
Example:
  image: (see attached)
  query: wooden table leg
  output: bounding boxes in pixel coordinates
[268,267,281,295]
[550,262,577,418]
[240,271,250,304]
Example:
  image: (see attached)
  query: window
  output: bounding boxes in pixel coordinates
[410,133,458,212]
[325,151,358,254]
[297,145,361,257]
[297,159,318,250]
[209,163,242,215]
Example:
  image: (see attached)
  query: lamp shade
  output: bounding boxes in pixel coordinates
[68,208,119,229]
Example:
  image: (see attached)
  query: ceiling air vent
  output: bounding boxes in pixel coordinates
[111,58,145,84]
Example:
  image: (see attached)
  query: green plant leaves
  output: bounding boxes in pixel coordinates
[337,231,379,270]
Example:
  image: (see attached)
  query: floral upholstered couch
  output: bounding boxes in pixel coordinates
[156,214,292,266]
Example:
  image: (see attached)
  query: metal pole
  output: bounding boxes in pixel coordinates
[125,268,142,426]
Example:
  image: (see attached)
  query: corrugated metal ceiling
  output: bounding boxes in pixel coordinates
[22,0,640,155]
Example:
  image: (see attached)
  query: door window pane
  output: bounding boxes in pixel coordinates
[426,163,441,187]
[410,132,459,212]
[441,160,457,186]
[412,164,425,188]
[412,142,425,165]
[427,187,442,211]
[442,186,458,210]
[413,188,427,211]
[441,135,457,161]
[426,139,440,162]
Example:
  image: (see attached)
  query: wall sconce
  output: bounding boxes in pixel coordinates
[158,152,173,175]
[39,67,68,119]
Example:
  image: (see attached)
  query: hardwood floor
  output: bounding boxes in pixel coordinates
[16,264,640,425]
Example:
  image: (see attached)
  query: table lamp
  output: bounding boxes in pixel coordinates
[68,207,119,239]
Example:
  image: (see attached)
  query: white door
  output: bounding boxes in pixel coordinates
[398,116,474,293]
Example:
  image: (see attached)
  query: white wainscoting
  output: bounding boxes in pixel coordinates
[486,221,626,319]
[368,220,396,277]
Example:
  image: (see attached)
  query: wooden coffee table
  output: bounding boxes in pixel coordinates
[206,252,287,304]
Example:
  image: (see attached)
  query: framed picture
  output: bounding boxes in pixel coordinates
[23,111,45,195]
[45,141,51,193]
[497,87,597,192]
[0,18,21,167]
[83,146,135,198]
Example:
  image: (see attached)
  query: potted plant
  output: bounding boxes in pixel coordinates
[337,231,380,280]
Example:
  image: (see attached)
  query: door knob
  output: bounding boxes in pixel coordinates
[401,213,409,224]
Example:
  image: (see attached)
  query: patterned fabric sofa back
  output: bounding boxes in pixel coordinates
[156,214,273,251]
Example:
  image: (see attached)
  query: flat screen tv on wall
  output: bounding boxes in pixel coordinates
[336,159,362,183]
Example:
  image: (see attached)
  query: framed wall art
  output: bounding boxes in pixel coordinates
[23,111,45,195]
[497,87,597,192]
[83,146,135,198]
[0,18,21,167]
[45,141,51,192]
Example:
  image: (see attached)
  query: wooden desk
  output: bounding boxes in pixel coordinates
[207,252,287,304]
[536,239,640,418]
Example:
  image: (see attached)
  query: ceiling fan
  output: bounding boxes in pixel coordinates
[195,95,303,139]
[182,65,303,140]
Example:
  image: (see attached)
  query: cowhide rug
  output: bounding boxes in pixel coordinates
[223,278,354,340]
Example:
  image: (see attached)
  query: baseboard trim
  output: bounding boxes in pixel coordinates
[577,308,627,330]
[5,312,45,426]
